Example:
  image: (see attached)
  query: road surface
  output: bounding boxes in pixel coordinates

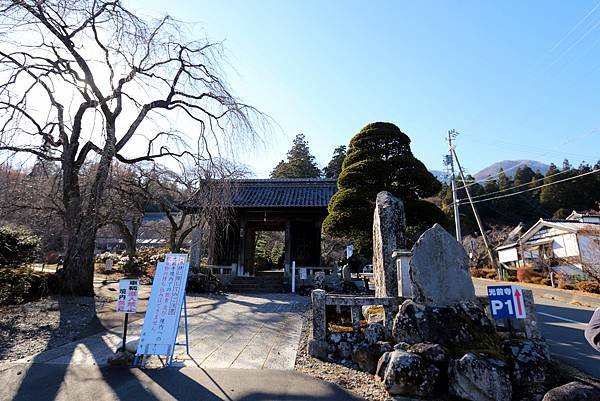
[473,278,600,378]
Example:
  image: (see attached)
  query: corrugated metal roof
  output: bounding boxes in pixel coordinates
[186,178,338,209]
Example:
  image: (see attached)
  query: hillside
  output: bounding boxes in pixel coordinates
[473,160,549,181]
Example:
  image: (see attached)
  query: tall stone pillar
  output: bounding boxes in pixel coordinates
[372,191,406,298]
[189,225,202,271]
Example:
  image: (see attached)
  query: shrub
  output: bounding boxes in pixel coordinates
[575,280,600,294]
[530,276,543,284]
[0,226,41,268]
[470,268,487,278]
[486,271,498,280]
[0,267,50,305]
[516,266,534,283]
[541,278,552,286]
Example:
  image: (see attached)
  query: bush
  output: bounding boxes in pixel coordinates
[470,268,487,278]
[516,266,542,283]
[0,267,51,305]
[541,278,552,286]
[486,271,498,280]
[575,280,600,294]
[0,226,41,268]
[530,276,543,284]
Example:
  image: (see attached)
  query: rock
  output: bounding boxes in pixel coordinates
[313,272,325,289]
[505,339,551,399]
[394,342,410,351]
[338,341,353,359]
[352,341,391,374]
[409,224,476,305]
[364,323,386,345]
[449,353,512,401]
[107,350,133,366]
[393,299,499,351]
[352,344,381,374]
[407,343,446,364]
[329,332,342,344]
[376,341,393,354]
[542,381,600,401]
[376,349,440,397]
[372,191,406,297]
[116,337,139,353]
[308,339,329,360]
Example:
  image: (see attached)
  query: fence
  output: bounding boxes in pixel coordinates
[310,289,404,342]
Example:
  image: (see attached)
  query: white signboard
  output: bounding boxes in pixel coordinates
[116,278,139,313]
[299,268,307,280]
[136,253,190,357]
[346,245,353,259]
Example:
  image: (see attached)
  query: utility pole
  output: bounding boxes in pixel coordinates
[444,130,462,241]
[450,146,497,270]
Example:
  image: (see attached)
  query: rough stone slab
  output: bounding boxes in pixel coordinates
[373,191,406,297]
[409,224,476,305]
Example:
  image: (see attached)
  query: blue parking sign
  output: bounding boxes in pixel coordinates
[487,285,526,320]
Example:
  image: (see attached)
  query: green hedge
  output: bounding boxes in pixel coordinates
[0,267,51,305]
[0,226,41,268]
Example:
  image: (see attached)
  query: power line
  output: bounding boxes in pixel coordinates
[454,167,600,205]
[455,128,599,191]
[456,168,574,201]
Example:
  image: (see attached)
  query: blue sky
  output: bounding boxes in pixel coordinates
[132,0,600,177]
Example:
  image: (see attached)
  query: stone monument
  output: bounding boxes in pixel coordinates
[372,191,406,297]
[409,223,476,305]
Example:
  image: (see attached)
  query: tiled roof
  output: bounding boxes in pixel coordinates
[187,179,338,209]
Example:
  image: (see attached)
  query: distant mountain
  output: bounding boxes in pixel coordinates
[429,170,449,183]
[473,160,549,181]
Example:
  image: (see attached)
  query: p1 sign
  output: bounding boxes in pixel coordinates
[487,285,526,320]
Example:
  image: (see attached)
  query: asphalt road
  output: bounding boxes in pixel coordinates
[473,278,600,378]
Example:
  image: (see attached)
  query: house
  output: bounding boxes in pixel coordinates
[495,211,600,276]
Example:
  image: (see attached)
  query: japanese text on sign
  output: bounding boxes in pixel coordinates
[487,285,526,320]
[116,278,138,313]
[136,253,190,357]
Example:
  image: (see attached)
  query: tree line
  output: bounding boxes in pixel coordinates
[439,159,600,233]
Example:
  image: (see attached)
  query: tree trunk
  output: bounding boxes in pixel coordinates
[59,218,97,295]
[57,124,116,295]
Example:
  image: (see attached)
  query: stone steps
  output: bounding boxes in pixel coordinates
[226,275,285,293]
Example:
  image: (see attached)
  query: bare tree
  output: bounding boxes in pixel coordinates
[150,161,245,253]
[0,1,258,294]
[102,163,154,270]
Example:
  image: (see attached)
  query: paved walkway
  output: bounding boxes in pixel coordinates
[9,293,308,370]
[0,363,364,401]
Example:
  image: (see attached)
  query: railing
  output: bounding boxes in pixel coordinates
[310,289,404,342]
[204,265,234,275]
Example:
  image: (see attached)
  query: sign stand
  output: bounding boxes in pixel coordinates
[169,291,190,366]
[132,254,191,368]
[133,292,190,367]
[116,278,139,352]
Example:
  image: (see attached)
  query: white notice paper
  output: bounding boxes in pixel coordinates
[136,253,190,357]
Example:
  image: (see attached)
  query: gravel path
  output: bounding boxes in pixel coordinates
[294,309,394,401]
[0,295,110,363]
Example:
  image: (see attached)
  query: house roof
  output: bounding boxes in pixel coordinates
[567,210,600,220]
[518,218,600,244]
[184,178,338,209]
